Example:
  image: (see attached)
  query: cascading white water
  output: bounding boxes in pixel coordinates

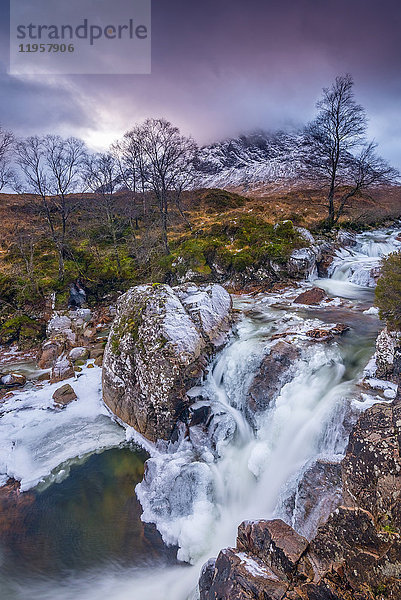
[318,229,401,297]
[1,226,400,600]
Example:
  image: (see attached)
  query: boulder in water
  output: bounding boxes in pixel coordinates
[294,287,326,305]
[102,283,232,442]
[199,547,289,600]
[0,373,26,387]
[246,341,300,418]
[237,519,309,578]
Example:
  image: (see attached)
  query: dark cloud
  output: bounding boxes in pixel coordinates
[0,0,400,167]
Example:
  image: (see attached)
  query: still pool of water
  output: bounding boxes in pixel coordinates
[0,447,179,599]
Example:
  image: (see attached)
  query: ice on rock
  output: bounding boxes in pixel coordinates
[0,367,124,491]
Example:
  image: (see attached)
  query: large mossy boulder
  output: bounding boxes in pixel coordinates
[102,283,232,442]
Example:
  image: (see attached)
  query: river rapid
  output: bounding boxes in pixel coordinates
[0,227,400,600]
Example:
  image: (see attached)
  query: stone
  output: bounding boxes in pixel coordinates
[288,460,342,540]
[52,383,77,406]
[47,315,72,335]
[94,355,103,367]
[37,372,51,381]
[294,287,327,305]
[285,246,321,280]
[237,520,309,578]
[375,326,401,379]
[102,283,232,442]
[246,342,300,417]
[305,324,349,341]
[51,354,74,382]
[336,230,357,247]
[0,373,26,387]
[68,346,89,361]
[199,547,288,600]
[38,340,62,369]
[89,345,105,359]
[341,400,401,526]
[189,404,212,428]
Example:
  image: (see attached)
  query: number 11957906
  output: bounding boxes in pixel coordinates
[18,44,75,53]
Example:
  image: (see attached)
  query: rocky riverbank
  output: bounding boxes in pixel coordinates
[199,383,401,599]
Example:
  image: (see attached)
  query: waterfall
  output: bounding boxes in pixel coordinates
[2,226,400,600]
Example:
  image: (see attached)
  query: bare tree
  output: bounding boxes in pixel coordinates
[122,118,198,254]
[304,74,398,227]
[43,135,86,259]
[112,135,146,221]
[15,135,85,281]
[82,152,122,276]
[14,136,64,279]
[13,225,39,294]
[0,126,15,191]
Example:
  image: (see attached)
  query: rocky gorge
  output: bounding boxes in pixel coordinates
[0,226,401,600]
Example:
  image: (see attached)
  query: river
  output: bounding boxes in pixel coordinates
[0,227,400,600]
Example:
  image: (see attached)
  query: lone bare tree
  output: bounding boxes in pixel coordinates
[44,135,86,260]
[0,126,15,191]
[305,74,398,227]
[122,118,198,254]
[82,152,122,276]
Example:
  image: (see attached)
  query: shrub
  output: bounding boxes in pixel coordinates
[375,252,401,330]
[0,315,45,347]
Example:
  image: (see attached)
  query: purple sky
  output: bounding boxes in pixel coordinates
[1,0,400,167]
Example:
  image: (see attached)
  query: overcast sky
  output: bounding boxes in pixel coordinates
[1,0,400,167]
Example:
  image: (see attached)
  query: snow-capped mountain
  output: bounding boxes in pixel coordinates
[195,130,311,190]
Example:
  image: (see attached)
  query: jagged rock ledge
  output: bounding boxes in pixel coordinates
[102,283,232,442]
[199,392,401,600]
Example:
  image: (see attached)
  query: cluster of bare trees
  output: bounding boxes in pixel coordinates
[304,74,399,227]
[0,77,399,287]
[0,119,198,282]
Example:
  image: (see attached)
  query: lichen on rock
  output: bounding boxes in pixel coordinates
[102,283,232,442]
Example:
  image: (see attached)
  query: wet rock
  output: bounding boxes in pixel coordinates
[102,283,232,442]
[307,506,393,590]
[306,324,349,341]
[94,355,103,367]
[37,372,51,381]
[69,346,89,361]
[68,281,86,309]
[199,547,289,600]
[51,354,74,382]
[375,326,401,379]
[189,404,212,428]
[237,519,308,579]
[52,383,77,406]
[0,478,35,536]
[316,242,337,278]
[89,345,105,359]
[284,246,321,280]
[289,460,342,540]
[246,341,300,417]
[341,400,401,526]
[336,230,357,247]
[38,339,62,369]
[294,288,327,305]
[0,372,26,387]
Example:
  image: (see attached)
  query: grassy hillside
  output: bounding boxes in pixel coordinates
[0,185,400,338]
